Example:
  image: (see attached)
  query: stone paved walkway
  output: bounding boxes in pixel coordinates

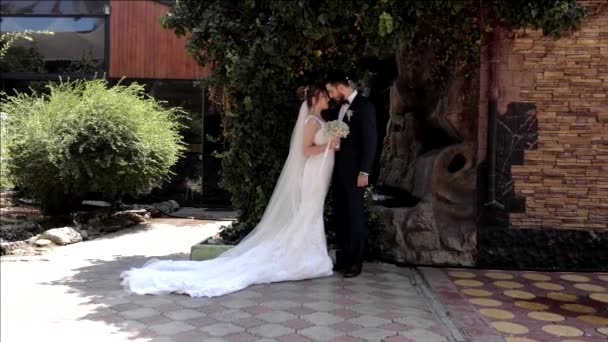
[1,218,460,342]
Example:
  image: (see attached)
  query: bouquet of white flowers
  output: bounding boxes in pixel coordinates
[318,120,350,177]
[324,120,350,140]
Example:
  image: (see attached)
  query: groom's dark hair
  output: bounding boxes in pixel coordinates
[325,72,350,87]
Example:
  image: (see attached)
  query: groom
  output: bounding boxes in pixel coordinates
[325,72,377,278]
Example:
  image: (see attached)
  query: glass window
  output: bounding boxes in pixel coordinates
[156,0,176,7]
[1,1,108,16]
[1,17,105,74]
[111,79,229,205]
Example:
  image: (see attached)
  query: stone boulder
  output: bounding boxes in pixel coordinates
[0,222,41,242]
[151,200,180,216]
[113,209,149,224]
[0,191,18,207]
[81,200,111,208]
[34,239,53,247]
[0,240,35,255]
[40,227,82,245]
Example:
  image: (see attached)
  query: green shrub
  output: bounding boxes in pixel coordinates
[0,79,186,214]
[321,187,383,260]
[363,187,386,260]
[0,111,12,190]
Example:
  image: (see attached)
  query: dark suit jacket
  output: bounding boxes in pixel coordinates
[328,94,377,187]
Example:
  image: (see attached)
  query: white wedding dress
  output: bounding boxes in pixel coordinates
[121,102,335,297]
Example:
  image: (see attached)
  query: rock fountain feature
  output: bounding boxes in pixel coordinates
[371,47,479,266]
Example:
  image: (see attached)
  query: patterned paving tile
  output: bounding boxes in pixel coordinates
[200,322,245,337]
[286,306,316,316]
[398,328,449,342]
[349,327,396,340]
[211,309,253,323]
[222,298,258,309]
[277,333,314,342]
[332,337,367,342]
[347,315,392,328]
[120,307,161,320]
[243,304,274,315]
[330,321,364,333]
[263,300,301,310]
[303,301,344,312]
[139,315,173,326]
[176,297,214,308]
[184,316,220,328]
[134,296,176,307]
[149,321,196,336]
[281,318,315,330]
[302,312,345,326]
[249,323,294,339]
[258,310,299,324]
[425,267,608,342]
[233,317,266,329]
[223,332,259,342]
[298,326,346,340]
[330,308,361,320]
[164,308,205,321]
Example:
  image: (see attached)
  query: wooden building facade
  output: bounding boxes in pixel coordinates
[0,0,225,205]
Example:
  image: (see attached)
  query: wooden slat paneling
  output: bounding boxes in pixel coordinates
[109,0,209,80]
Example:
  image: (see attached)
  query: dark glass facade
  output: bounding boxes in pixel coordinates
[1,0,108,78]
[1,1,108,16]
[1,17,106,74]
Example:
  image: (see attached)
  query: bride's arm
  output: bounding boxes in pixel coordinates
[302,120,329,156]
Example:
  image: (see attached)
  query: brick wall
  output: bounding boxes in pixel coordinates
[479,1,608,230]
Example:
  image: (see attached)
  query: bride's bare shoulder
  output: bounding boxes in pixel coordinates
[305,115,324,126]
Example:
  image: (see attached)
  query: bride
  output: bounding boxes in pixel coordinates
[121,84,340,297]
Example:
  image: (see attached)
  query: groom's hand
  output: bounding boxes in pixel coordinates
[357,174,368,188]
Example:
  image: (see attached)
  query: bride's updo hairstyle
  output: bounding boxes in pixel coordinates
[296,84,328,109]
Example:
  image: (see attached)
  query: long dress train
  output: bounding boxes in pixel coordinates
[120,110,334,297]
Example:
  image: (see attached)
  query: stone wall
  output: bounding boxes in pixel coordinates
[476,1,608,270]
[479,1,608,231]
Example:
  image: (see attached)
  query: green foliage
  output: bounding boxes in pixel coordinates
[60,49,103,74]
[0,79,186,214]
[322,187,383,259]
[364,187,384,259]
[0,30,55,63]
[0,112,12,190]
[162,0,587,242]
[0,31,101,74]
[0,30,54,60]
[0,45,45,73]
[494,0,588,37]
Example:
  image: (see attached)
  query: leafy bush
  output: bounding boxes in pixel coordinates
[319,187,384,261]
[0,79,186,214]
[363,188,384,260]
[0,111,12,190]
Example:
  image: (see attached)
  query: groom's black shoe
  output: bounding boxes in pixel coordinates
[332,263,345,272]
[343,264,362,278]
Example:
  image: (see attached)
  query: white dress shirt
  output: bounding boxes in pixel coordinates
[338,90,358,121]
[337,90,368,177]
